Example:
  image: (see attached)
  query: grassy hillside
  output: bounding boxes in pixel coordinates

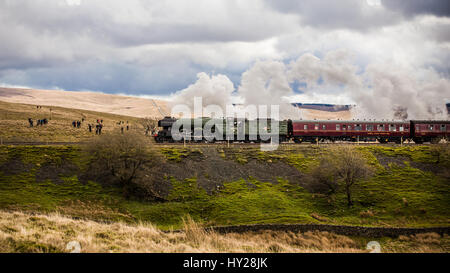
[1,211,448,253]
[0,100,149,142]
[0,144,448,230]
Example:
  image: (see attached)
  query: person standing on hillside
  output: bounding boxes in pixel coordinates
[28,118,33,127]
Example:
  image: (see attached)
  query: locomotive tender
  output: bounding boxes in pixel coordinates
[154,116,450,144]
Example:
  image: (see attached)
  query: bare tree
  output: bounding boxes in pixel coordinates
[83,132,164,200]
[312,145,374,207]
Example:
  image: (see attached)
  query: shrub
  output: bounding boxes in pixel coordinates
[82,132,164,200]
[309,159,339,195]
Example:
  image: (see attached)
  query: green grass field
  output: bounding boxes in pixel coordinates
[0,144,448,230]
[0,100,448,232]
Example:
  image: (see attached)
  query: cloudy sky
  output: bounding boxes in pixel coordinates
[1,0,449,118]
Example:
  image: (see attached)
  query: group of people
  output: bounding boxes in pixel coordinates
[28,118,48,127]
[94,123,103,135]
[120,125,129,133]
[25,113,149,137]
[145,125,156,136]
[72,120,82,128]
[72,118,104,135]
[116,120,129,134]
[25,114,155,137]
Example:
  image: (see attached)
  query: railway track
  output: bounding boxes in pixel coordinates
[153,141,427,147]
[0,140,438,146]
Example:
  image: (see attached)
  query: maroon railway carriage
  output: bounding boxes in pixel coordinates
[291,120,410,143]
[411,120,450,144]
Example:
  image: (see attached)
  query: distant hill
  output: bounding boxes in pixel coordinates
[292,103,353,112]
[0,87,354,120]
[292,103,353,120]
[0,87,169,119]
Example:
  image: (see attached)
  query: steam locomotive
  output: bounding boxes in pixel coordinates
[154,117,450,144]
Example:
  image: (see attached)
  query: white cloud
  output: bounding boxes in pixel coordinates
[0,0,448,120]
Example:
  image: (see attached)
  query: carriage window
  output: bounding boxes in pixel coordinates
[348,125,352,130]
[336,124,340,130]
[389,124,396,131]
[429,125,434,131]
[355,124,362,131]
[377,124,384,131]
[342,125,347,130]
[399,125,404,132]
[441,125,446,132]
[322,125,326,130]
[366,124,373,131]
[304,125,308,130]
[315,124,319,130]
[416,125,420,132]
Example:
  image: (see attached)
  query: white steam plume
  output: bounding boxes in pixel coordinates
[351,64,450,120]
[237,60,299,119]
[170,49,449,120]
[288,49,449,120]
[169,72,234,117]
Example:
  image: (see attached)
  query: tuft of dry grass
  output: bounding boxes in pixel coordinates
[0,210,448,253]
[359,210,375,218]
